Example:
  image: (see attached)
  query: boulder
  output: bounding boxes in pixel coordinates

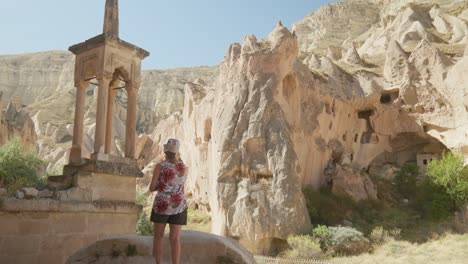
[38,189,54,198]
[15,190,25,199]
[331,165,378,201]
[22,187,39,199]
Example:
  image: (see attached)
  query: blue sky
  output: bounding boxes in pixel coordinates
[0,0,334,69]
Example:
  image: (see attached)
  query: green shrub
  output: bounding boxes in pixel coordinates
[312,225,370,256]
[281,235,323,259]
[394,163,419,199]
[411,176,454,221]
[328,226,370,256]
[312,225,333,250]
[126,244,138,257]
[135,187,148,207]
[136,212,153,235]
[426,151,468,208]
[0,138,44,193]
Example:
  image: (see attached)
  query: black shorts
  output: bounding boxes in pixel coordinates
[150,209,188,225]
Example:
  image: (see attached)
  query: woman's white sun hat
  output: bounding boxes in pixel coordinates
[164,138,180,154]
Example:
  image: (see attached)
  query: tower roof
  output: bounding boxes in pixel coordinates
[69,0,149,59]
[103,0,119,37]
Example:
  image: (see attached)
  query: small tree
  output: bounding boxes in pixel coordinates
[426,152,468,208]
[0,138,43,193]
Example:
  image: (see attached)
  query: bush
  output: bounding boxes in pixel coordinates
[426,151,468,208]
[136,187,148,207]
[136,212,153,235]
[369,226,401,245]
[328,226,370,256]
[312,225,370,256]
[0,138,44,193]
[394,163,419,199]
[420,180,454,220]
[312,225,333,250]
[369,226,387,245]
[281,235,323,259]
[135,188,153,235]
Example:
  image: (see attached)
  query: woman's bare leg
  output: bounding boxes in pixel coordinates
[153,223,166,264]
[169,224,183,264]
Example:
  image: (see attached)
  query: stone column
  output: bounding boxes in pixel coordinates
[69,82,88,164]
[94,77,110,154]
[105,85,117,154]
[125,86,137,158]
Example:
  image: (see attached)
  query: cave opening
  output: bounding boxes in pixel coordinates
[357,109,375,144]
[380,90,399,104]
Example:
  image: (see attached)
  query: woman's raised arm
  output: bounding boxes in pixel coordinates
[149,163,161,192]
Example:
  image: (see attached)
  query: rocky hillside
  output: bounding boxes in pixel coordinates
[0,0,467,255]
[0,51,217,170]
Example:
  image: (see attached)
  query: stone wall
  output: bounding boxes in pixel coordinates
[0,198,139,264]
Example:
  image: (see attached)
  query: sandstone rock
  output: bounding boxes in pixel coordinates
[369,164,399,181]
[292,0,380,53]
[22,187,39,199]
[384,40,411,86]
[430,6,468,43]
[327,46,343,61]
[15,190,25,199]
[192,22,311,253]
[331,165,378,201]
[66,231,255,264]
[0,98,37,150]
[343,46,363,65]
[38,189,54,198]
[304,53,322,69]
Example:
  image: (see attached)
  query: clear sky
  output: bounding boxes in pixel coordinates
[0,0,335,69]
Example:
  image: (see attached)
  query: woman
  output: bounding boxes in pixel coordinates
[149,138,188,264]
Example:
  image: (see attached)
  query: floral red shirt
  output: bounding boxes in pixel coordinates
[153,160,187,215]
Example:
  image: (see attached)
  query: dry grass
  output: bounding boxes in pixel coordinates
[333,234,468,264]
[184,209,211,233]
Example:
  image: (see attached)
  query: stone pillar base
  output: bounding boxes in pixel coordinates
[69,145,83,165]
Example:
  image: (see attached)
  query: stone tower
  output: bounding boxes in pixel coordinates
[68,0,149,164]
